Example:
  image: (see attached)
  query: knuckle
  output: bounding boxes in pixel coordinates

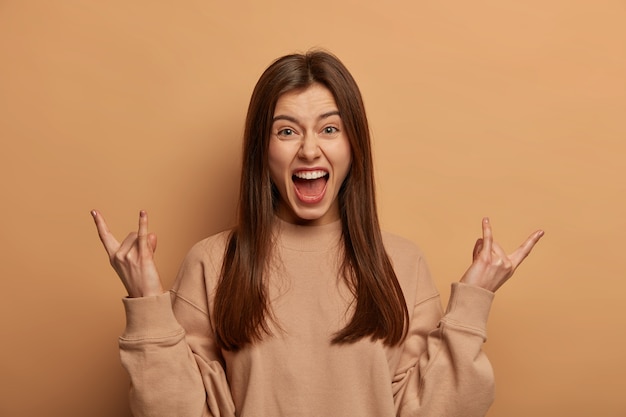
[491,257,504,268]
[113,251,125,263]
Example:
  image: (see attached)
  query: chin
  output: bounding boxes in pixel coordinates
[293,206,338,225]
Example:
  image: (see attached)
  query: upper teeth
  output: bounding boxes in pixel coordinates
[294,170,327,180]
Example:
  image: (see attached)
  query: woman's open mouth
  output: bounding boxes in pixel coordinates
[292,170,329,203]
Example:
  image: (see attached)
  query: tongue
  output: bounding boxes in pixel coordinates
[294,177,326,197]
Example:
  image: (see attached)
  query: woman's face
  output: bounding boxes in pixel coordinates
[268,83,352,226]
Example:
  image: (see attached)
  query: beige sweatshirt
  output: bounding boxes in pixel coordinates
[119,219,495,416]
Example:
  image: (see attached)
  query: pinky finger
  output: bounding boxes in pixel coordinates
[480,217,493,256]
[137,210,151,257]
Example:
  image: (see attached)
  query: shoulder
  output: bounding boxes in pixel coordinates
[381,230,426,264]
[171,229,233,299]
[381,230,438,302]
[177,229,233,279]
[187,230,232,261]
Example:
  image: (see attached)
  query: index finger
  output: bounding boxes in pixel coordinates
[509,229,545,268]
[91,210,120,256]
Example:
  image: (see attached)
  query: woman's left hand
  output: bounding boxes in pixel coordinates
[460,218,544,292]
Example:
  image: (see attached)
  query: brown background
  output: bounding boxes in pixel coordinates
[1,1,624,416]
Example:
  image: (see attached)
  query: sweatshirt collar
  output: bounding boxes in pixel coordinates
[274,216,343,252]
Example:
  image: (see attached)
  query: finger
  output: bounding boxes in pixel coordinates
[509,229,545,267]
[480,217,493,257]
[472,238,483,260]
[148,233,157,253]
[137,210,152,258]
[117,232,139,259]
[91,210,120,256]
[111,232,139,269]
[491,241,509,267]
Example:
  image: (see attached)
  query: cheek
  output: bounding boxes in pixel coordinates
[338,162,352,186]
[267,142,289,186]
[335,142,353,180]
[267,162,282,190]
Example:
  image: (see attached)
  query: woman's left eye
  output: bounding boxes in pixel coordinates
[323,126,338,134]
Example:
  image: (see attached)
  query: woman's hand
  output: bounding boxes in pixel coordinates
[460,218,544,292]
[91,210,165,298]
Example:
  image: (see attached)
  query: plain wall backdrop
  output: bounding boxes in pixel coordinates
[1,1,624,416]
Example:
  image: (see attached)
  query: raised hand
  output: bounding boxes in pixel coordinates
[91,210,165,298]
[460,218,544,292]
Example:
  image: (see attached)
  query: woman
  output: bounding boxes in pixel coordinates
[92,50,543,417]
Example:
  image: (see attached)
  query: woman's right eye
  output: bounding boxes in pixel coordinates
[277,128,294,136]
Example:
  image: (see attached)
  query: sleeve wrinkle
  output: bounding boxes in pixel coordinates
[439,318,487,339]
[119,328,185,343]
[171,289,209,316]
[413,292,439,308]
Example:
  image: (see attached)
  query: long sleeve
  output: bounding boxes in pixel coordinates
[118,235,236,417]
[117,225,496,417]
[391,255,495,417]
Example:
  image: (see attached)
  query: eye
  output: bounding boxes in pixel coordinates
[323,126,339,135]
[277,128,295,137]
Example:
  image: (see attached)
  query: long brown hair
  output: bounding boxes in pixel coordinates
[213,50,409,351]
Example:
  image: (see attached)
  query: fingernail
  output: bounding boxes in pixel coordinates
[483,217,489,223]
[140,210,146,217]
[90,210,97,218]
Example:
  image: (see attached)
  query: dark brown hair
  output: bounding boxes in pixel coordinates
[213,50,409,351]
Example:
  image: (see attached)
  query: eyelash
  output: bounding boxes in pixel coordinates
[275,125,340,137]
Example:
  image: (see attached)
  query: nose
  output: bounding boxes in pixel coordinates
[298,132,321,160]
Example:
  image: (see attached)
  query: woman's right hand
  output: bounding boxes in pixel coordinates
[91,210,165,298]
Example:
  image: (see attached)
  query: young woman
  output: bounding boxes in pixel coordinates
[92,50,543,417]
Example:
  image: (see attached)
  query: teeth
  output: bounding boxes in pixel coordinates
[294,170,327,180]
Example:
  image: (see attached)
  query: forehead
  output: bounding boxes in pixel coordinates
[273,83,338,117]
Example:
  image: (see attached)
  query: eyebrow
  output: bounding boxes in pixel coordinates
[272,110,341,124]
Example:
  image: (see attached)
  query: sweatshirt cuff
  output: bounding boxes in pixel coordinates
[444,282,495,332]
[121,292,182,340]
